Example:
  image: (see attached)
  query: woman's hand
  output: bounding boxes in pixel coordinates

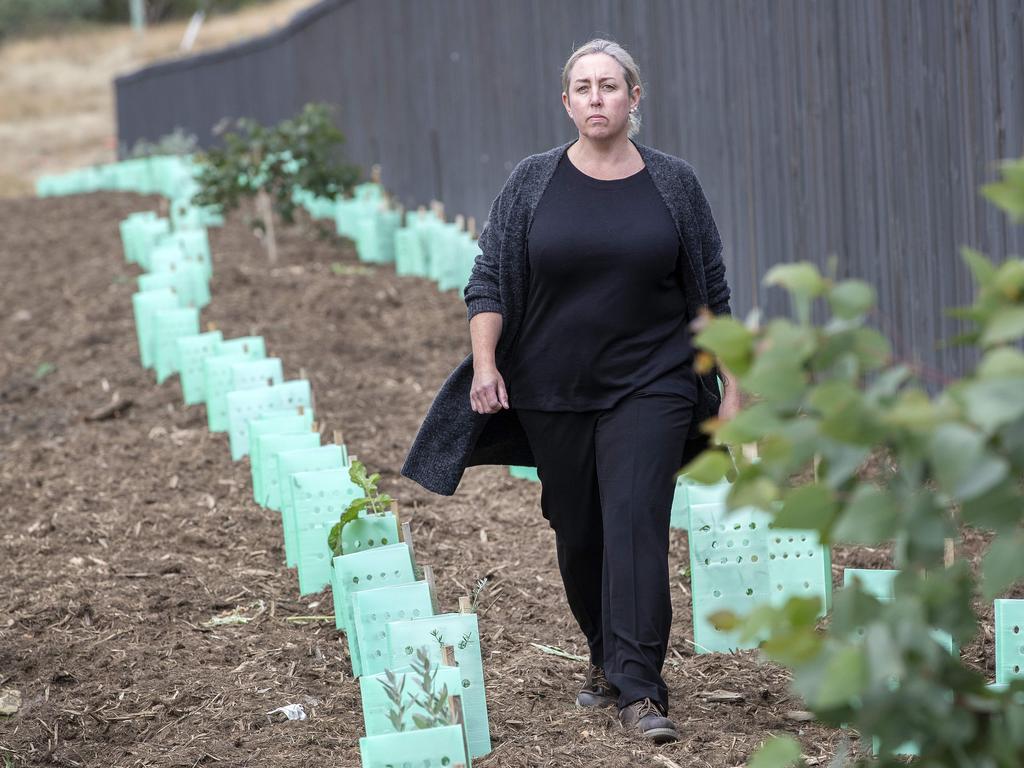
[470,364,509,414]
[716,363,741,422]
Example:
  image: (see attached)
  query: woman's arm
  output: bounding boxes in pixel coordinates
[469,312,508,414]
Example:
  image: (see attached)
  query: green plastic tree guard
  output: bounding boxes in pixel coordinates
[394,227,426,277]
[131,289,180,369]
[275,442,343,567]
[358,724,470,768]
[139,265,209,310]
[249,412,316,503]
[175,331,223,405]
[170,197,202,231]
[995,599,1024,685]
[225,358,285,459]
[386,612,492,758]
[257,432,322,509]
[227,380,311,462]
[767,529,833,613]
[360,663,463,737]
[669,476,689,530]
[290,467,366,595]
[152,307,200,384]
[342,513,400,556]
[333,543,416,652]
[203,338,267,432]
[508,466,539,482]
[159,229,212,279]
[327,518,405,631]
[352,581,434,677]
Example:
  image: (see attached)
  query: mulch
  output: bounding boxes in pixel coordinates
[0,192,1004,767]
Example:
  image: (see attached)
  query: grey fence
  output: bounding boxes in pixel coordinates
[115,0,1024,382]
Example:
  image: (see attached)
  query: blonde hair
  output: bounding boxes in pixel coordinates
[561,39,645,139]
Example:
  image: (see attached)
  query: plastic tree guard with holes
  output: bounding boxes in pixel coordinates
[248,412,315,502]
[152,307,200,384]
[360,663,463,736]
[290,467,366,595]
[275,443,343,567]
[358,724,470,768]
[227,380,311,462]
[386,612,492,758]
[132,289,180,369]
[175,331,222,405]
[333,543,416,641]
[352,581,434,677]
[256,432,321,509]
[204,337,266,431]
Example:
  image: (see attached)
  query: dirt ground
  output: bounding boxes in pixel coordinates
[0,192,1006,767]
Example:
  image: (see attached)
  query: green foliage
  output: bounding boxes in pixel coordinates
[192,103,361,231]
[327,460,393,559]
[124,128,198,159]
[685,155,1024,765]
[381,647,452,732]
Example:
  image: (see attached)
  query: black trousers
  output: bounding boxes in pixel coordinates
[517,390,694,714]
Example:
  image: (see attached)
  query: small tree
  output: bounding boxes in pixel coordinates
[327,460,394,559]
[192,102,361,262]
[684,155,1024,766]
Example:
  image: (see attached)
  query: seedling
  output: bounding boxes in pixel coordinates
[328,460,393,558]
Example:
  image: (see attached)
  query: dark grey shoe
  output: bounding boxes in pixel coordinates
[575,663,620,708]
[617,697,680,744]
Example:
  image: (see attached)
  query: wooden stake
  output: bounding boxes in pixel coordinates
[467,216,477,238]
[371,164,382,184]
[311,420,319,433]
[333,429,345,447]
[205,321,217,332]
[401,521,417,569]
[423,565,439,614]
[458,596,473,614]
[256,187,278,264]
[944,538,956,568]
[454,213,465,231]
[439,645,468,768]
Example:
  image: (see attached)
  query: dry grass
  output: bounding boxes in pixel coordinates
[0,0,319,197]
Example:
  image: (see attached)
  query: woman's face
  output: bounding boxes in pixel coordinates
[563,52,639,141]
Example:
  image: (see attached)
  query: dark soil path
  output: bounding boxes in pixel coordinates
[0,193,997,767]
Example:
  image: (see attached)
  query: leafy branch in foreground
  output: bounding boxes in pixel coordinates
[327,460,393,559]
[683,155,1024,767]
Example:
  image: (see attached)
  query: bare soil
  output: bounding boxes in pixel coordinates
[0,193,1002,767]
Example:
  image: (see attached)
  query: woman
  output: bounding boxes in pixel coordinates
[402,39,738,744]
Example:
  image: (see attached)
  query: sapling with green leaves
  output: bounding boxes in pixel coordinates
[381,647,452,732]
[327,460,393,559]
[683,155,1024,767]
[193,102,361,263]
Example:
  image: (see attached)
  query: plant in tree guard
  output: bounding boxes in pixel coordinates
[381,647,453,732]
[684,155,1024,767]
[327,460,393,558]
[192,102,361,262]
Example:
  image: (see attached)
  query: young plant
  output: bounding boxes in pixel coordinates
[327,460,393,559]
[192,102,361,262]
[381,647,452,732]
[684,155,1024,766]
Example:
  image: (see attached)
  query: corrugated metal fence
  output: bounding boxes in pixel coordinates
[115,0,1024,381]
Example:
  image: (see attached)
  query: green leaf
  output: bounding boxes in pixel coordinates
[773,484,837,533]
[831,485,899,545]
[828,279,875,319]
[981,180,1024,221]
[714,402,782,444]
[804,645,866,710]
[708,610,740,631]
[681,449,734,484]
[982,532,1024,600]
[981,306,1024,346]
[960,480,1024,533]
[977,348,1024,378]
[694,316,755,375]
[327,521,343,557]
[960,377,1024,433]
[960,245,997,286]
[764,262,826,298]
[748,735,803,768]
[928,423,1009,501]
[411,713,433,730]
